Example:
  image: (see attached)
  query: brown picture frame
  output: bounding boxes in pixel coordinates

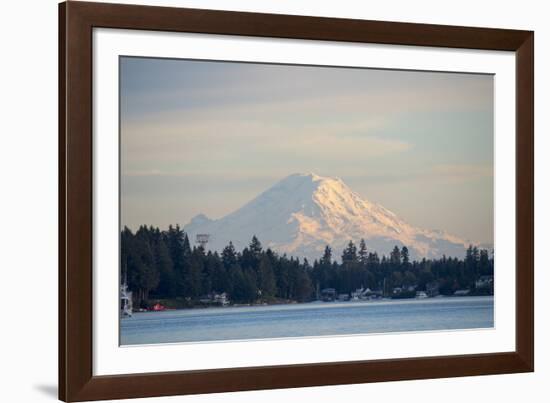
[59,1,534,401]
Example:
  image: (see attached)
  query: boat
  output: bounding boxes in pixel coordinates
[120,283,133,317]
[152,303,166,311]
[416,291,428,299]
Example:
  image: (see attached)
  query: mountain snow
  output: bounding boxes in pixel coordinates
[183,173,473,262]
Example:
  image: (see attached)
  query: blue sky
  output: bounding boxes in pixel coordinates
[120,57,494,244]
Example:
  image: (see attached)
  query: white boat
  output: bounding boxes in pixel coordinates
[416,291,428,299]
[120,284,133,317]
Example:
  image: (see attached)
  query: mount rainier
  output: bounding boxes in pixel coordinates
[183,173,473,262]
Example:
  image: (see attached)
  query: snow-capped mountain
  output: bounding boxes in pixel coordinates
[183,173,473,262]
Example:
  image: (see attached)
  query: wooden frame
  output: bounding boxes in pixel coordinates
[59,1,534,401]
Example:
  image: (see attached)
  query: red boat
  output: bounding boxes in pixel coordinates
[152,303,166,311]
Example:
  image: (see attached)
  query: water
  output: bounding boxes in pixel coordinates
[120,296,494,345]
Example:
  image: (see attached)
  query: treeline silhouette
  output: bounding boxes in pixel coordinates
[122,225,494,308]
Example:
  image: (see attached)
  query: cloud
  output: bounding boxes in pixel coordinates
[431,164,493,182]
[121,114,412,173]
[340,164,493,187]
[122,58,493,122]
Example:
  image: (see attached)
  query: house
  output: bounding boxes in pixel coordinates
[351,287,370,300]
[476,275,494,289]
[426,281,440,297]
[321,288,337,301]
[416,291,428,299]
[213,292,230,306]
[200,292,231,306]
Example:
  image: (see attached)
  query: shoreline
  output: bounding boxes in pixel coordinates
[128,294,494,315]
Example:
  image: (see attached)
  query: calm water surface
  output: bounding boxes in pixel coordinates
[120,296,494,345]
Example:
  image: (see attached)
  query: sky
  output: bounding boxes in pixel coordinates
[120,56,494,245]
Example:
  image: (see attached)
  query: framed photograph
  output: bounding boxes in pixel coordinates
[59,1,534,401]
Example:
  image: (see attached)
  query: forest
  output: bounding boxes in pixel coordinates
[121,225,494,308]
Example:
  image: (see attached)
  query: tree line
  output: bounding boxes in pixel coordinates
[122,225,494,308]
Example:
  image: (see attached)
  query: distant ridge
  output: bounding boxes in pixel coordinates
[184,173,475,261]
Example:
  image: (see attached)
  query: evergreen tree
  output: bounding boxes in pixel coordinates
[390,245,401,266]
[358,239,368,265]
[153,232,175,297]
[207,251,226,293]
[182,233,192,255]
[401,246,410,266]
[367,251,380,266]
[258,255,277,297]
[342,241,358,265]
[186,248,203,297]
[165,225,190,297]
[129,226,160,306]
[479,249,492,276]
[294,265,313,302]
[321,245,332,265]
[231,266,257,303]
[120,227,133,284]
[222,241,237,269]
[403,271,417,287]
[249,235,262,257]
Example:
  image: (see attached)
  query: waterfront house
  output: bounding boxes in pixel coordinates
[476,275,494,289]
[426,281,440,297]
[213,292,230,306]
[416,291,428,299]
[321,288,337,301]
[351,287,371,300]
[199,292,231,306]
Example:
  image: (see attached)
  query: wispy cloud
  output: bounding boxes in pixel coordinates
[431,164,493,182]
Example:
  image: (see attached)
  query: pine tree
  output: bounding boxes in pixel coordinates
[209,251,226,293]
[401,246,410,266]
[231,267,257,303]
[182,232,192,255]
[294,266,313,302]
[258,255,277,297]
[222,242,237,269]
[403,271,416,287]
[130,226,160,306]
[249,235,262,257]
[186,248,203,298]
[358,239,368,265]
[154,233,175,297]
[321,245,332,265]
[479,249,491,275]
[120,226,134,285]
[342,241,358,264]
[165,225,191,298]
[390,245,401,266]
